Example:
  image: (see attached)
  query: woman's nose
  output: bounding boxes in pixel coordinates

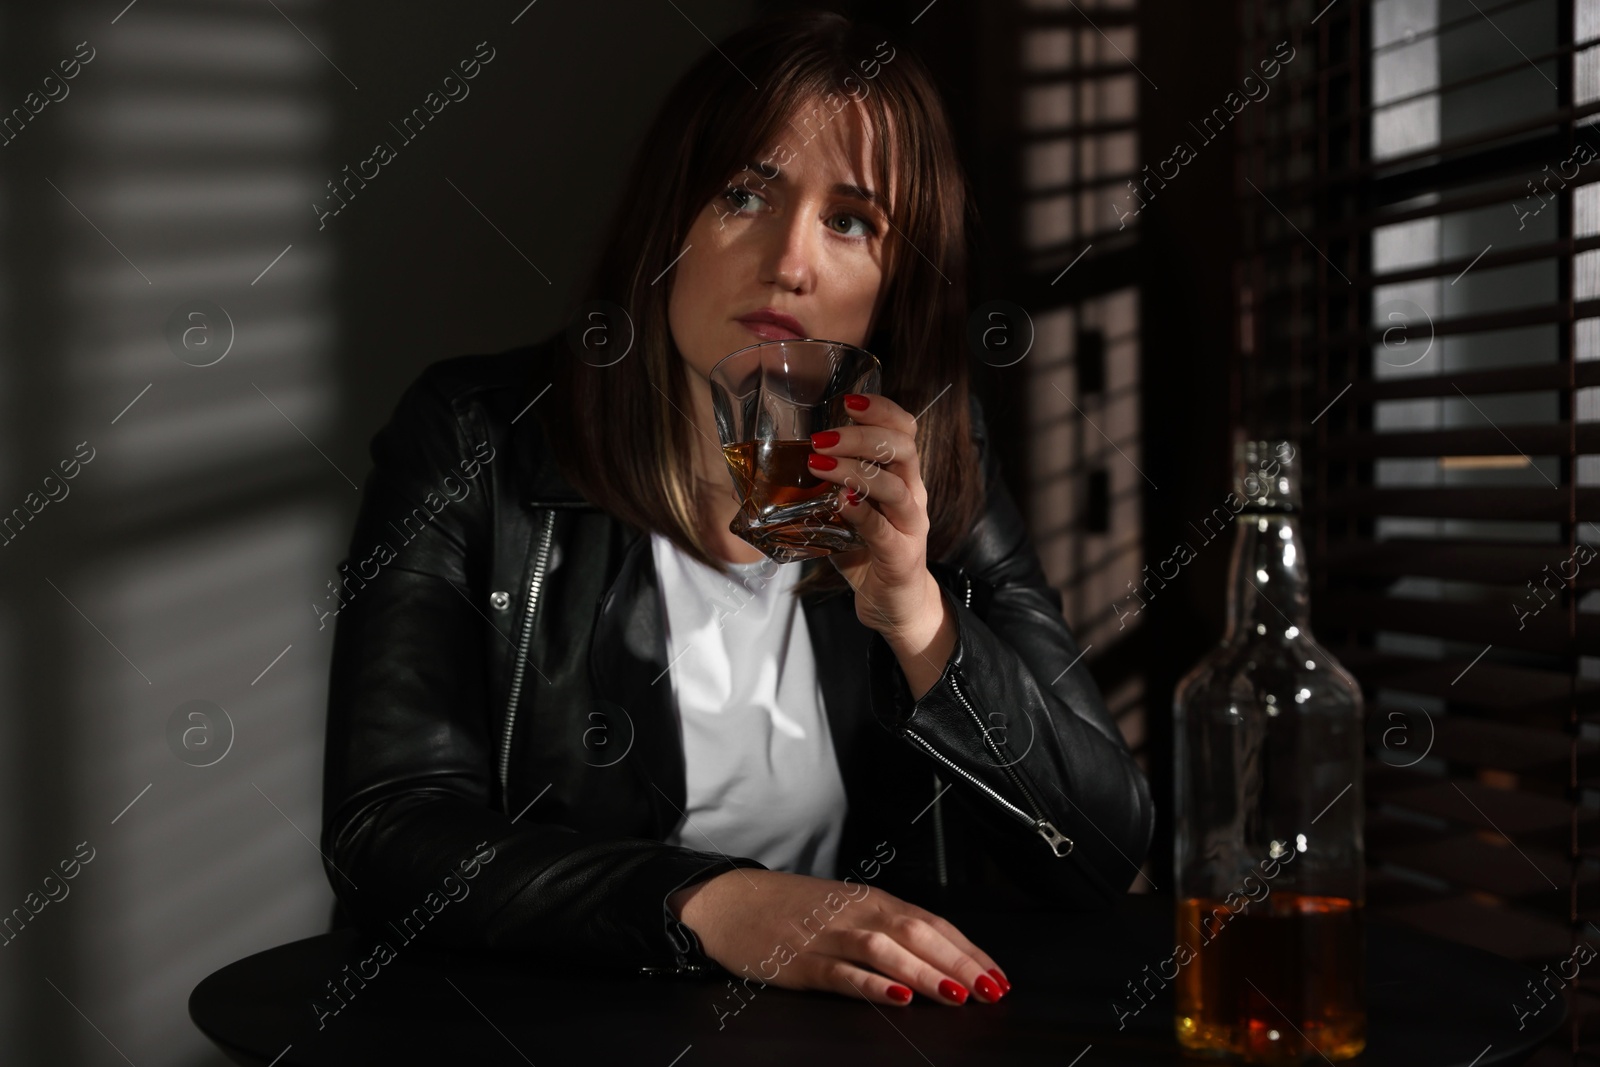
[762,210,816,292]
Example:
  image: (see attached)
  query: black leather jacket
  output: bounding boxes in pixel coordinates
[319,334,1156,977]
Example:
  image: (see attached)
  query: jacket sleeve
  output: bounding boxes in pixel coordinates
[319,364,767,975]
[865,393,1156,908]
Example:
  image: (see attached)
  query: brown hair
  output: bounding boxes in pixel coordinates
[540,8,983,599]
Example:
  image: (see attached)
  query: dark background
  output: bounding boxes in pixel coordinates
[4,0,1588,1064]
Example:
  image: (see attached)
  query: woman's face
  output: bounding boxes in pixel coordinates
[668,96,896,384]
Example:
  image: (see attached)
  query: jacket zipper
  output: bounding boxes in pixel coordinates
[903,726,1071,857]
[499,508,557,809]
[904,731,1033,829]
[905,568,1073,858]
[948,668,1073,856]
[915,566,1075,857]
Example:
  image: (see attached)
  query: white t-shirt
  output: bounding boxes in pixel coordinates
[650,532,847,880]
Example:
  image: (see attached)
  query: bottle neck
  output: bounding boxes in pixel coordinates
[1224,508,1311,641]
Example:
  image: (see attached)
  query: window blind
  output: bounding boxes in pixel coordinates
[1237,0,1598,1055]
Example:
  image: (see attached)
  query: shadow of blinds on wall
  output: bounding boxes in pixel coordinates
[52,1,340,1062]
[1237,0,1599,1054]
[0,7,17,1061]
[1017,0,1148,865]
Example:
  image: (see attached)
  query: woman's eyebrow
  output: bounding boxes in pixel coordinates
[740,160,884,209]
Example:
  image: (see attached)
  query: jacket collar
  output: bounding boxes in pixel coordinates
[510,349,593,508]
[508,338,744,513]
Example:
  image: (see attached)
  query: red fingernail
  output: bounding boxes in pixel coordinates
[844,394,869,411]
[807,453,837,470]
[937,978,968,1004]
[974,973,1001,1002]
[886,983,913,1004]
[845,487,861,505]
[810,429,840,448]
[989,968,1011,994]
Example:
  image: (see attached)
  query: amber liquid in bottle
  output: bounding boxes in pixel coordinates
[1173,439,1365,1063]
[1176,894,1366,1063]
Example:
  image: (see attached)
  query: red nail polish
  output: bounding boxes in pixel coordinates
[989,968,1011,994]
[886,983,913,1004]
[811,429,840,448]
[844,394,869,411]
[807,453,837,470]
[974,973,1001,1002]
[937,978,968,1004]
[845,487,861,505]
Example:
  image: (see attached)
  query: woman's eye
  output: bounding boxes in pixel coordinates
[720,184,877,240]
[722,184,765,214]
[831,212,877,239]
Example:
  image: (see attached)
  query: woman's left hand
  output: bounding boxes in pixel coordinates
[805,392,943,641]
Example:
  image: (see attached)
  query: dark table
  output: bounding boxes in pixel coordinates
[191,893,1563,1066]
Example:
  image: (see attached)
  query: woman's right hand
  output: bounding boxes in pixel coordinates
[666,868,1009,1006]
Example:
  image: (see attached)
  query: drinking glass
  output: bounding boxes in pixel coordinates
[709,338,882,563]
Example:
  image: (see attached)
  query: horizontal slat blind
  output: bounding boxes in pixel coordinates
[1238,0,1598,1055]
[1015,0,1152,889]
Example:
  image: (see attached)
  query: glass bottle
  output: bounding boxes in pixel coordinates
[1172,438,1366,1063]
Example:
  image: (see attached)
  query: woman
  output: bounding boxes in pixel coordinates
[320,9,1154,1010]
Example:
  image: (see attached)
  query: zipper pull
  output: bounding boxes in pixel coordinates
[1035,819,1073,857]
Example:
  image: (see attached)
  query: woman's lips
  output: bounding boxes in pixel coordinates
[738,319,803,341]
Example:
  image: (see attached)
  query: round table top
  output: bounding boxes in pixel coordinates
[190,893,1563,1066]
